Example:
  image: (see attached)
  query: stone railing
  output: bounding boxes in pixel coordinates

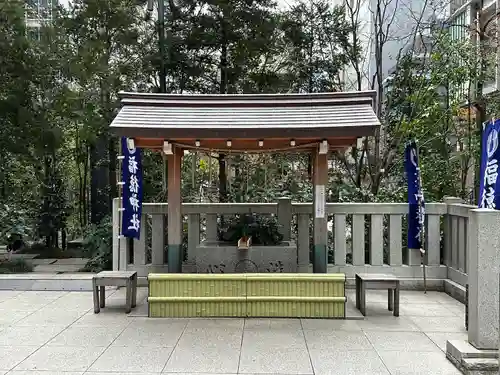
[112,197,475,284]
[444,197,473,288]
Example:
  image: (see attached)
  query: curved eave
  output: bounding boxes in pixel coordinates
[110,91,381,149]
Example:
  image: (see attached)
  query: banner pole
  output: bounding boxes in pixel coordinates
[117,139,125,271]
[416,144,427,294]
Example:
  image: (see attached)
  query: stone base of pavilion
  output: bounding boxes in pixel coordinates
[446,340,498,374]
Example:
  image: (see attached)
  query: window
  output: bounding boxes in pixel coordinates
[27,28,40,41]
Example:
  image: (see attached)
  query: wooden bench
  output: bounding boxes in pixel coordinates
[355,273,400,317]
[92,271,138,314]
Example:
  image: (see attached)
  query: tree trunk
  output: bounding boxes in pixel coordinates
[218,16,228,203]
[108,137,117,202]
[90,134,110,225]
[83,145,89,226]
[61,228,67,250]
[219,155,227,202]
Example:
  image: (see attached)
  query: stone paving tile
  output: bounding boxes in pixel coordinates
[399,291,447,304]
[127,300,148,317]
[309,348,390,375]
[15,307,86,327]
[378,350,462,374]
[107,286,148,299]
[364,331,441,352]
[186,318,245,330]
[358,302,395,317]
[0,290,473,375]
[245,318,302,330]
[165,344,241,373]
[242,329,306,350]
[13,346,105,372]
[439,298,466,308]
[165,324,243,373]
[11,291,67,303]
[52,258,89,266]
[0,291,23,302]
[0,325,67,346]
[442,303,466,317]
[112,319,186,347]
[8,372,84,375]
[304,330,374,351]
[357,316,420,332]
[408,316,467,333]
[71,310,133,328]
[400,303,458,317]
[239,346,313,374]
[0,309,34,325]
[346,290,390,304]
[88,346,174,373]
[45,292,95,310]
[425,292,465,305]
[0,347,39,372]
[425,332,468,352]
[301,318,361,331]
[46,325,125,347]
[181,327,244,345]
[2,293,63,311]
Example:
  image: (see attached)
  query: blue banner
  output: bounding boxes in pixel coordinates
[405,141,425,250]
[121,137,143,239]
[478,119,500,209]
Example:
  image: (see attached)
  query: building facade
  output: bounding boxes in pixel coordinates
[25,0,54,40]
[446,0,499,98]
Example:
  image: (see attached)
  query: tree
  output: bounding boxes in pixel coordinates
[331,0,482,202]
[280,0,355,93]
[367,29,479,201]
[63,0,151,224]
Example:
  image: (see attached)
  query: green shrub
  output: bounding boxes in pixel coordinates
[80,217,112,272]
[218,214,283,246]
[0,258,33,274]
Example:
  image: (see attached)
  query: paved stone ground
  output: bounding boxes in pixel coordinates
[0,288,467,374]
[31,258,90,273]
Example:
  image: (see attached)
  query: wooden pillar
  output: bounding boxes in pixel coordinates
[167,146,183,273]
[312,148,328,273]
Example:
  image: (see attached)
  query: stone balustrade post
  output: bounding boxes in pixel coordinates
[443,196,463,270]
[277,197,292,242]
[468,208,500,349]
[297,213,310,272]
[205,214,218,243]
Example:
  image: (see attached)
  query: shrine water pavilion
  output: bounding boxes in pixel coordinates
[108,89,496,356]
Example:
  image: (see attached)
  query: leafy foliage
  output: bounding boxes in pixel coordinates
[80,217,112,272]
[218,214,283,246]
[0,259,33,274]
[0,0,490,267]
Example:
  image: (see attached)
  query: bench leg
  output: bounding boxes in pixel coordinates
[388,289,394,311]
[394,283,400,317]
[355,275,360,310]
[359,282,366,316]
[125,279,132,314]
[131,275,137,308]
[92,279,100,314]
[99,286,105,308]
